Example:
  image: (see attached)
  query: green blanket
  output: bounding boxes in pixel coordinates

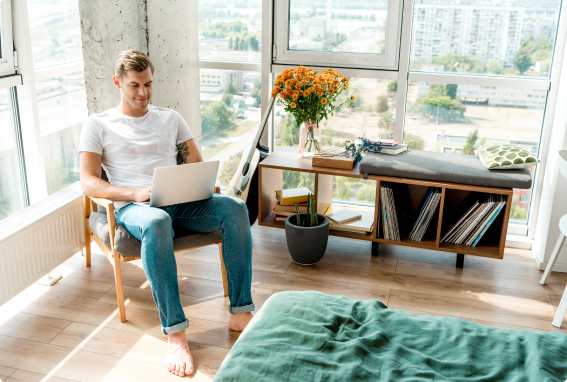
[215,291,567,382]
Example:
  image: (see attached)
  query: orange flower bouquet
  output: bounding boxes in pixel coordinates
[271,66,354,157]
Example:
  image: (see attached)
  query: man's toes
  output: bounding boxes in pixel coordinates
[175,363,181,376]
[185,362,194,375]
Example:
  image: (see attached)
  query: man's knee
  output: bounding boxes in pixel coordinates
[144,209,173,234]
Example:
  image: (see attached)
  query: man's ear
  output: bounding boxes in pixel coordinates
[113,75,121,89]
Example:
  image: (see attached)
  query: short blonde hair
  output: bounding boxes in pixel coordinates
[115,50,154,79]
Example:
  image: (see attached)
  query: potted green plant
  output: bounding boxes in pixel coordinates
[284,193,330,265]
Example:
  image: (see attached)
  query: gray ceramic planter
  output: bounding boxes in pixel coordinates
[284,213,330,265]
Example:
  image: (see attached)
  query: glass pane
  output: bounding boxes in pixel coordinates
[27,0,83,69]
[410,0,561,78]
[275,77,397,149]
[37,71,87,195]
[288,1,387,54]
[198,0,262,62]
[200,69,262,188]
[405,81,544,223]
[0,88,25,220]
[0,6,3,60]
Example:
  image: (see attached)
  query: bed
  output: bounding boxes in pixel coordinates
[215,291,567,381]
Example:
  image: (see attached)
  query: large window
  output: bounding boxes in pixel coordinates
[0,0,15,76]
[37,72,87,195]
[198,0,262,62]
[274,0,402,69]
[409,0,562,78]
[200,69,262,188]
[269,0,560,234]
[0,88,26,220]
[27,0,83,69]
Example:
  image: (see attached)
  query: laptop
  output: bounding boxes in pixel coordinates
[148,161,220,208]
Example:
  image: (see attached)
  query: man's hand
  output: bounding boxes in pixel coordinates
[134,186,151,202]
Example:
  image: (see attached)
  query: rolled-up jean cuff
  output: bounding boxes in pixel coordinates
[228,303,255,314]
[162,319,189,335]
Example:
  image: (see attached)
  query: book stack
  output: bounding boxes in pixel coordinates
[325,205,374,234]
[368,138,408,155]
[274,187,311,221]
[380,182,401,241]
[441,194,506,247]
[408,187,442,241]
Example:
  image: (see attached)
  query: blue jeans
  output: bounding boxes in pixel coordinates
[115,194,254,335]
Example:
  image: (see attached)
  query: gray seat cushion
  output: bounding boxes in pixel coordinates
[359,150,532,189]
[89,212,222,258]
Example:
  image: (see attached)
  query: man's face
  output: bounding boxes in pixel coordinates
[113,68,153,110]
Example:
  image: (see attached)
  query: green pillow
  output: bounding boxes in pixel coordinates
[475,143,540,170]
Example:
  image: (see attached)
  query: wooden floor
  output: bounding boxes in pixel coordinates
[1,224,566,382]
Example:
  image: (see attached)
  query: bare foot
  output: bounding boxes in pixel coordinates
[166,331,194,377]
[228,312,253,332]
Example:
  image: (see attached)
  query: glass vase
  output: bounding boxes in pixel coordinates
[299,122,321,158]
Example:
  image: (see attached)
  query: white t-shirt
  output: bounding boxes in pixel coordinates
[78,105,194,210]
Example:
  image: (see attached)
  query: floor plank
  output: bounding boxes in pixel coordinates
[48,321,229,373]
[0,335,214,382]
[0,366,16,381]
[5,370,80,382]
[286,261,554,312]
[387,289,566,333]
[0,311,71,344]
[253,269,391,303]
[395,259,567,295]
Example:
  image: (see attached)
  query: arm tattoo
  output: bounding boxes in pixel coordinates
[177,141,190,163]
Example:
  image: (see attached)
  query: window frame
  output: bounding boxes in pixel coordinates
[264,0,567,238]
[273,0,403,70]
[0,0,15,77]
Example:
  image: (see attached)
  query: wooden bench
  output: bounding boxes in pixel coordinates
[258,147,533,269]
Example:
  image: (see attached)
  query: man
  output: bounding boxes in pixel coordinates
[79,50,254,377]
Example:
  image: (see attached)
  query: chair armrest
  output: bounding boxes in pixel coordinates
[214,186,221,194]
[89,197,114,210]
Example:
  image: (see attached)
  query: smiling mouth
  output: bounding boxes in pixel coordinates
[136,98,148,102]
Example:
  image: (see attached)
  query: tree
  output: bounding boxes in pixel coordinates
[251,87,261,105]
[462,129,479,155]
[378,110,394,129]
[219,151,243,187]
[387,80,398,92]
[376,95,389,113]
[226,81,238,95]
[404,133,425,150]
[228,37,233,49]
[415,95,466,122]
[429,83,458,99]
[201,101,232,136]
[514,46,533,74]
[486,60,502,74]
[432,52,483,73]
[249,36,259,51]
[278,114,299,147]
[222,93,233,107]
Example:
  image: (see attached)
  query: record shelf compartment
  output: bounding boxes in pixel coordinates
[259,148,513,267]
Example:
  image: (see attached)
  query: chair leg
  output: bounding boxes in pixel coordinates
[112,253,127,322]
[84,230,91,268]
[218,243,229,297]
[540,233,565,285]
[84,195,91,267]
[552,283,567,328]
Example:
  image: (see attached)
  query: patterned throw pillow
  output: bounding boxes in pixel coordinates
[475,143,540,170]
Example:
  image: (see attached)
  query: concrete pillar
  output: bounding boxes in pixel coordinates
[146,0,202,146]
[78,0,148,114]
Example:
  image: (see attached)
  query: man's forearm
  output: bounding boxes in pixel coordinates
[81,175,138,201]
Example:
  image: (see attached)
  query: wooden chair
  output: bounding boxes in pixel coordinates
[83,185,228,323]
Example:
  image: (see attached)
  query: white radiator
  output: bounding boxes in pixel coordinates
[0,183,85,306]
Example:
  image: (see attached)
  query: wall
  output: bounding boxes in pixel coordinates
[78,0,148,115]
[146,0,201,145]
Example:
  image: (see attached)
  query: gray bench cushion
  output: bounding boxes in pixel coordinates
[359,150,532,189]
[89,212,222,258]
